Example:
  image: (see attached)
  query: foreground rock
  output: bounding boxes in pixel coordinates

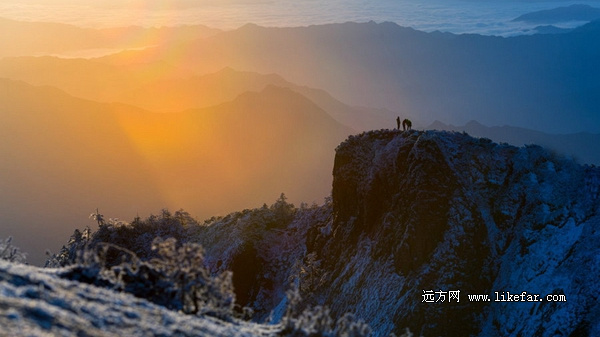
[0,260,278,337]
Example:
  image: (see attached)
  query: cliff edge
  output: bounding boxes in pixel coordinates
[307,129,600,336]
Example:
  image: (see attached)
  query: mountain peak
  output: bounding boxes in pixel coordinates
[230,84,326,117]
[465,119,484,128]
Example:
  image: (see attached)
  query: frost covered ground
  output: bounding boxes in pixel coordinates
[0,260,280,337]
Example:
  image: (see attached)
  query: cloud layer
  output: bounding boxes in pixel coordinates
[1,0,599,35]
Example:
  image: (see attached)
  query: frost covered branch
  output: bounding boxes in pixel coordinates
[0,236,27,264]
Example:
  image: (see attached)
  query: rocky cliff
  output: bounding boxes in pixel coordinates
[313,129,600,335]
[200,129,600,336]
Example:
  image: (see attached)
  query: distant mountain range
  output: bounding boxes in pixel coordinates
[0,17,221,58]
[3,19,600,134]
[530,25,573,34]
[97,20,600,134]
[429,120,600,165]
[513,4,600,24]
[0,59,393,131]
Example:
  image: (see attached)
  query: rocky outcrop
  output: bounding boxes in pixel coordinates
[303,129,600,336]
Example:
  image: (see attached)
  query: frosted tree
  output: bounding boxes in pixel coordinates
[0,236,27,264]
[90,208,105,226]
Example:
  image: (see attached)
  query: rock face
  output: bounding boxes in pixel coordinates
[136,129,600,336]
[306,129,600,336]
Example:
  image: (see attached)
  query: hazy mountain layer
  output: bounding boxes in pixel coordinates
[3,19,599,134]
[0,56,195,102]
[0,79,166,266]
[0,79,351,265]
[513,4,600,24]
[0,60,393,131]
[102,21,600,133]
[429,120,600,165]
[0,17,221,58]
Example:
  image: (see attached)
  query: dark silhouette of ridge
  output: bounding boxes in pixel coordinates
[513,4,600,24]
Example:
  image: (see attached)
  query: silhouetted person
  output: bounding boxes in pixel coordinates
[396,116,401,130]
[402,119,412,131]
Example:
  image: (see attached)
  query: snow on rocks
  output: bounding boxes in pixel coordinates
[0,260,279,337]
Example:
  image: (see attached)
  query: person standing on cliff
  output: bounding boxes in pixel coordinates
[396,116,401,130]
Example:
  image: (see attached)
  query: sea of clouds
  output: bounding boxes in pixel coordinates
[0,0,599,36]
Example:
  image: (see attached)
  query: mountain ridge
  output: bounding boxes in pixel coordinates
[98,20,600,133]
[4,19,599,133]
[513,4,600,24]
[428,119,600,165]
[0,58,393,131]
[0,17,221,58]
